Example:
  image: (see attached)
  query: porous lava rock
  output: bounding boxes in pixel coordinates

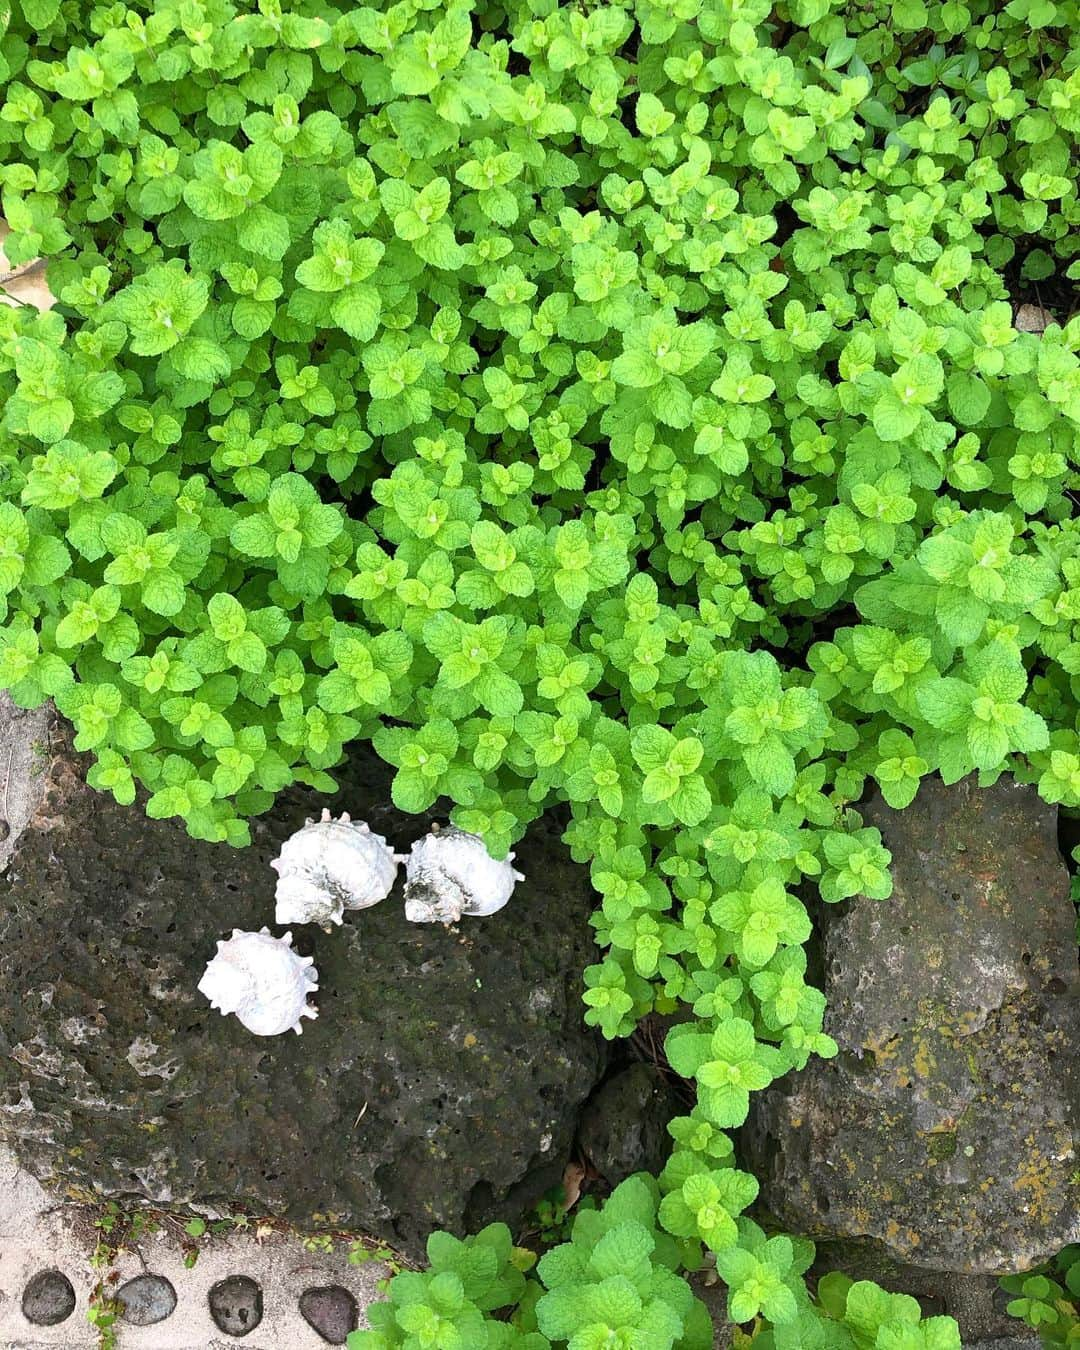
[743,774,1080,1273]
[208,1275,263,1337]
[0,713,604,1256]
[298,1285,359,1344]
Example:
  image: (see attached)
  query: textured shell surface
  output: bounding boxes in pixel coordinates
[403,825,525,924]
[271,808,400,928]
[197,927,318,1036]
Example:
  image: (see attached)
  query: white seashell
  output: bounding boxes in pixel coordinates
[402,825,525,924]
[270,808,401,929]
[198,927,319,1037]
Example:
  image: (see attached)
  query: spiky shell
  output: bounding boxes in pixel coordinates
[198,927,319,1037]
[402,825,525,924]
[271,808,401,929]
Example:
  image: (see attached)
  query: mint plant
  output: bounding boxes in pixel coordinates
[348,1178,715,1350]
[1000,1246,1080,1346]
[2,0,1080,1344]
[350,1222,545,1350]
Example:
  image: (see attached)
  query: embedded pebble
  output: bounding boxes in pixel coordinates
[1015,302,1053,333]
[299,1284,359,1344]
[21,1268,76,1325]
[117,1273,177,1325]
[208,1275,264,1337]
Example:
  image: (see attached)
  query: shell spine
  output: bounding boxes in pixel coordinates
[403,825,524,923]
[271,808,401,929]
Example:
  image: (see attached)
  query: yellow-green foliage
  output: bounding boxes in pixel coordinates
[1,0,1078,1344]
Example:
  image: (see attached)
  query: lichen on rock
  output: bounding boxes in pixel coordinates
[743,774,1080,1274]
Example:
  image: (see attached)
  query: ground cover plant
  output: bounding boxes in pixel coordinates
[1,0,1079,1343]
[1001,1246,1080,1346]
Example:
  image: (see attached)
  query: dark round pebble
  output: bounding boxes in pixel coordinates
[299,1285,359,1345]
[117,1273,177,1326]
[21,1269,76,1326]
[208,1275,264,1337]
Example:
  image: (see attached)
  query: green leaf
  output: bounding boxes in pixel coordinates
[916,678,974,732]
[872,390,921,441]
[230,515,278,558]
[22,535,70,587]
[946,372,991,425]
[237,205,292,260]
[171,338,231,382]
[553,568,589,610]
[331,286,382,341]
[141,572,186,616]
[612,350,660,388]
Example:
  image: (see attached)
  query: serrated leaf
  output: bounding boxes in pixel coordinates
[331,285,381,340]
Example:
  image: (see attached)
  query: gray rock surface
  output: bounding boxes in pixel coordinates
[965,1340,1041,1350]
[0,710,605,1258]
[744,774,1080,1273]
[0,693,51,874]
[577,1063,679,1185]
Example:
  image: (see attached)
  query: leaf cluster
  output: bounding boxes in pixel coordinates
[3,0,1080,1345]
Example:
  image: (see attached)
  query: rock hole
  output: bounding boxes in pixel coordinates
[463,1178,496,1228]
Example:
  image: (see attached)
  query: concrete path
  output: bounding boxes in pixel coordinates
[0,1145,391,1347]
[0,697,51,878]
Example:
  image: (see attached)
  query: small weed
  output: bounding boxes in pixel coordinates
[348,1238,408,1276]
[87,1288,121,1350]
[1002,1245,1080,1345]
